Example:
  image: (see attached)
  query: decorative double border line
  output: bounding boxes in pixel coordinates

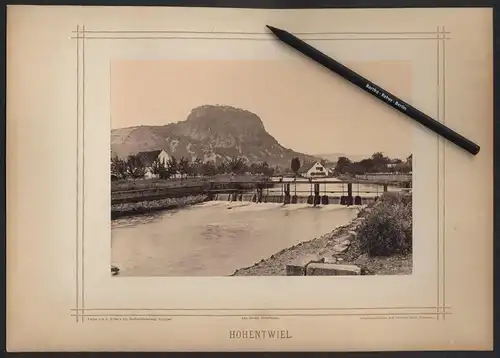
[71,29,451,41]
[72,27,449,322]
[437,26,447,321]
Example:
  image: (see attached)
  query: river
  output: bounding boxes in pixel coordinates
[267,177,403,197]
[111,201,361,277]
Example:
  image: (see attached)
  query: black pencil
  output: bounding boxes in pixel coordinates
[266,25,480,156]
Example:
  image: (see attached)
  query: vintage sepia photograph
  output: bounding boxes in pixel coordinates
[7,5,494,351]
[110,60,413,277]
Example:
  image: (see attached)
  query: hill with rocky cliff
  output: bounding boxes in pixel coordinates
[111,105,320,168]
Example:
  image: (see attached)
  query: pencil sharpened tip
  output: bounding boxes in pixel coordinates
[266,25,279,33]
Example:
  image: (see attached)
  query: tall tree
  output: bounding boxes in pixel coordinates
[346,162,365,175]
[370,151,390,172]
[191,157,203,177]
[249,163,259,175]
[290,157,301,177]
[217,160,228,174]
[166,156,178,177]
[403,154,413,173]
[126,154,146,179]
[111,155,128,179]
[266,165,276,177]
[176,156,190,184]
[178,157,190,176]
[150,157,169,179]
[406,154,412,166]
[334,156,352,174]
[201,160,217,177]
[158,158,170,179]
[257,161,273,176]
[150,157,164,176]
[358,158,375,173]
[228,157,247,175]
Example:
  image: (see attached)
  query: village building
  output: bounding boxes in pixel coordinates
[386,158,402,170]
[324,163,336,176]
[136,149,171,179]
[298,161,329,179]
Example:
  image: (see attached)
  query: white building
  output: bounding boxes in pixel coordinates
[136,149,171,179]
[387,158,402,170]
[299,161,328,179]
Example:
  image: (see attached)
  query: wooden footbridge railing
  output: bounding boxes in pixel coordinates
[111,178,411,206]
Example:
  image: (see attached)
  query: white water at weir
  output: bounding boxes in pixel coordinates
[211,178,403,203]
[111,200,361,277]
[266,179,399,197]
[212,193,317,204]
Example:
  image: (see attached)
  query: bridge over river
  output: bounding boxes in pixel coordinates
[111,176,411,207]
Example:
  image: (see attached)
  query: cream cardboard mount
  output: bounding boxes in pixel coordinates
[6,5,493,351]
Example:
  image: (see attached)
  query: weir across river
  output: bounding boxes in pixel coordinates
[111,177,412,207]
[207,179,410,206]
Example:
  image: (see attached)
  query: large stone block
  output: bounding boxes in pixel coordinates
[332,233,354,244]
[332,236,351,252]
[323,257,337,264]
[286,254,325,276]
[306,263,361,276]
[332,243,349,253]
[318,247,328,256]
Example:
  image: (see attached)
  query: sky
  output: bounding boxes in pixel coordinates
[111,59,413,158]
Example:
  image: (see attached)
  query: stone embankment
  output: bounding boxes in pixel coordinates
[231,207,371,276]
[232,195,412,276]
[111,194,208,219]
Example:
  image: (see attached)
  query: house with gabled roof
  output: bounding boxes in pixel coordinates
[136,149,171,179]
[298,161,328,179]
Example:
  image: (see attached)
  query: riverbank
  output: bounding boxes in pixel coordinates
[111,174,270,192]
[231,191,412,276]
[111,194,208,219]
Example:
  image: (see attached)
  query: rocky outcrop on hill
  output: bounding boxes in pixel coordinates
[111,105,319,168]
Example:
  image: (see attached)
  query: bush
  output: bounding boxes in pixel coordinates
[357,192,412,256]
[378,191,412,206]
